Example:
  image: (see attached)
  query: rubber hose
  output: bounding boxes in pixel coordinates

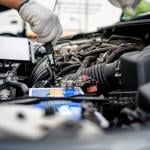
[80,48,111,57]
[78,56,97,71]
[57,64,80,76]
[33,65,51,83]
[57,62,73,68]
[106,45,140,63]
[6,78,29,95]
[30,56,48,82]
[73,61,119,93]
[5,66,29,96]
[31,56,53,84]
[55,57,64,62]
[34,68,52,84]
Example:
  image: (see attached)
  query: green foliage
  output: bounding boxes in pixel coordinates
[123,0,150,19]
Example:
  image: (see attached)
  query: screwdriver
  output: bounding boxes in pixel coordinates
[45,42,55,66]
[45,42,56,83]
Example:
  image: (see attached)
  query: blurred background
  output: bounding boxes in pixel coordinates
[0,0,150,37]
[0,0,121,37]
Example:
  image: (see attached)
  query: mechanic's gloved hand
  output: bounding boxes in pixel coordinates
[19,0,63,45]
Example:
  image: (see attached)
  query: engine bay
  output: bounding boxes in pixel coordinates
[1,17,150,146]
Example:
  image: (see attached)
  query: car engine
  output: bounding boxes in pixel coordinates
[1,16,150,148]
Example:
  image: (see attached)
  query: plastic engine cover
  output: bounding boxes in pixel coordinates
[121,46,150,90]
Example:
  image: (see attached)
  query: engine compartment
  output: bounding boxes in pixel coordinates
[1,18,150,141]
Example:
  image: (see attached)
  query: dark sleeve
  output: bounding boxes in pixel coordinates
[0,5,10,12]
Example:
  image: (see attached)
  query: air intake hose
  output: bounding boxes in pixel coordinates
[72,61,120,93]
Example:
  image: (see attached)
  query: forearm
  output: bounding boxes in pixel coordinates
[0,0,23,9]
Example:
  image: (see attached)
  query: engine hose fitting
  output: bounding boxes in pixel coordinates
[5,70,29,96]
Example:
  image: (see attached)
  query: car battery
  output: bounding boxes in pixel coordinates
[29,87,84,120]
